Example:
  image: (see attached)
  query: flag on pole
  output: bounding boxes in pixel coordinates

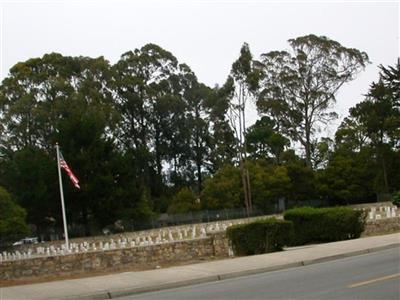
[59,152,80,189]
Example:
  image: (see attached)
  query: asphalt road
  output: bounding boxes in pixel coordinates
[117,248,400,300]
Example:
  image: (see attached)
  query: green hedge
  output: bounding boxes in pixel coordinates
[226,218,294,255]
[284,206,366,245]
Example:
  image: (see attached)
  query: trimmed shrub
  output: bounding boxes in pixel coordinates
[392,191,400,207]
[284,206,366,245]
[226,218,294,255]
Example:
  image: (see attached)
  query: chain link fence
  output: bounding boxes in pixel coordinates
[2,197,378,251]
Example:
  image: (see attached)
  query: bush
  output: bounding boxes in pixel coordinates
[226,218,294,255]
[392,191,400,207]
[284,206,365,245]
[0,186,30,238]
[167,187,200,214]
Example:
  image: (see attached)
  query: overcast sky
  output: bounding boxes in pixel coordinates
[0,0,399,133]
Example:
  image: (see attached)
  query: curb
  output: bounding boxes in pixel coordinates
[60,276,220,300]
[61,292,110,300]
[60,243,400,300]
[301,243,400,266]
[109,276,220,299]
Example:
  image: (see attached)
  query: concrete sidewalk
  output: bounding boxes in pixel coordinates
[1,233,399,300]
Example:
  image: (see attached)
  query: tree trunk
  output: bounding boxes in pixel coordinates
[245,167,252,211]
[381,151,389,193]
[196,159,202,195]
[304,124,312,168]
[155,128,162,177]
[81,204,90,236]
[239,158,250,216]
[304,106,313,168]
[305,144,312,168]
[241,86,252,213]
[194,115,203,194]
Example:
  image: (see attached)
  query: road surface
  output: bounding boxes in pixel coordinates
[117,247,400,300]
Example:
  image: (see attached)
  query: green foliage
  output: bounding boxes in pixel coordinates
[135,189,155,222]
[332,61,400,196]
[0,42,398,239]
[248,161,291,212]
[0,47,222,236]
[392,191,400,206]
[0,186,30,237]
[311,138,334,170]
[202,161,292,212]
[167,187,200,214]
[317,147,376,204]
[256,34,369,167]
[231,42,261,92]
[229,43,261,212]
[246,116,289,163]
[281,150,317,202]
[284,207,366,245]
[0,147,59,229]
[206,80,236,172]
[201,164,242,210]
[226,218,294,255]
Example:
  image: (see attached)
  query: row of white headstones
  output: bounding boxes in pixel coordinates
[1,206,398,263]
[0,221,237,263]
[366,205,398,220]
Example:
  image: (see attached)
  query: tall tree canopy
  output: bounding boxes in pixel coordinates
[245,116,289,164]
[0,40,398,239]
[256,34,369,167]
[227,43,261,214]
[0,54,122,235]
[321,61,400,202]
[0,186,30,237]
[342,63,399,193]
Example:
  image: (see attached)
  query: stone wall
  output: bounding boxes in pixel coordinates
[363,216,400,236]
[2,209,399,283]
[8,216,265,255]
[0,233,229,282]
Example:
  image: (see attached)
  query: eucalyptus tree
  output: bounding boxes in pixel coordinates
[0,53,120,235]
[177,65,213,193]
[0,53,116,151]
[113,44,181,194]
[256,34,369,168]
[227,43,261,214]
[245,116,289,164]
[205,79,236,173]
[0,53,77,151]
[114,45,216,196]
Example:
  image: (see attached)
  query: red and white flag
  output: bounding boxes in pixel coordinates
[59,152,80,189]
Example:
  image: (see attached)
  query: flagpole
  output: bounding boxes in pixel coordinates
[56,143,69,251]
